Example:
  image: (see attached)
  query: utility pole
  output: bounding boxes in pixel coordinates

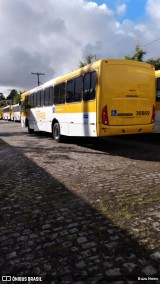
[31,72,45,86]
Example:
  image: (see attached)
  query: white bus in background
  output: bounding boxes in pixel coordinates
[11,103,21,122]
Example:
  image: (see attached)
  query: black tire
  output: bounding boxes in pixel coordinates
[52,122,63,143]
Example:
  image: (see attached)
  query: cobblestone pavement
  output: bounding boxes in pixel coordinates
[0,120,160,284]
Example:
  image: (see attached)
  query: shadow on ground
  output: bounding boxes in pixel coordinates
[23,130,160,163]
[0,138,160,283]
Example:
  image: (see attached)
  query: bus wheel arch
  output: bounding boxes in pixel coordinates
[52,119,63,143]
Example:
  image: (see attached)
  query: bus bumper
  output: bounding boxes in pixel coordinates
[98,123,154,137]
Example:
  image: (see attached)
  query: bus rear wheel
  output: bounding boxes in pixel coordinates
[52,122,63,143]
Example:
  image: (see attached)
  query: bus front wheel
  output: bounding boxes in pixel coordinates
[52,122,63,143]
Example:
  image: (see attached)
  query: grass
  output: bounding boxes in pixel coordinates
[93,188,160,249]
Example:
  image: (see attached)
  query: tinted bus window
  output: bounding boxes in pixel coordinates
[49,87,54,105]
[54,83,65,105]
[44,88,49,106]
[33,93,37,107]
[83,73,90,101]
[66,79,74,103]
[36,91,41,107]
[75,76,83,102]
[28,95,31,108]
[54,85,60,104]
[90,71,96,100]
[30,94,33,108]
[59,83,65,104]
[41,90,44,106]
[156,78,160,102]
[83,71,96,101]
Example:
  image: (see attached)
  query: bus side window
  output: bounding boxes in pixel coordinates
[37,91,41,107]
[83,71,96,101]
[44,88,49,106]
[59,83,65,104]
[54,83,65,105]
[28,95,31,109]
[30,94,34,108]
[41,90,44,106]
[33,93,36,107]
[54,84,60,104]
[75,76,83,102]
[90,71,96,100]
[30,94,32,108]
[49,87,54,105]
[66,79,74,103]
[156,78,160,102]
[83,73,90,101]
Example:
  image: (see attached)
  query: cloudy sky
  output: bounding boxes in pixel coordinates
[0,0,160,97]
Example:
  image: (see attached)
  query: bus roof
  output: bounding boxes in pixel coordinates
[21,59,155,95]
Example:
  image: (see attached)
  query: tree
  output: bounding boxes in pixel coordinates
[6,89,20,104]
[13,92,21,104]
[79,53,97,68]
[0,93,5,100]
[7,89,17,102]
[0,93,7,107]
[124,41,160,70]
[145,58,160,70]
[124,41,146,62]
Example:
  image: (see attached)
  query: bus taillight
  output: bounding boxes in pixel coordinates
[102,105,109,125]
[151,105,155,123]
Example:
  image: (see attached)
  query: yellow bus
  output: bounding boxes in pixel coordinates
[21,59,155,142]
[155,70,160,132]
[3,105,11,120]
[11,103,21,122]
[0,107,3,119]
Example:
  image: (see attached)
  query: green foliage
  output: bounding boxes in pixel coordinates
[7,89,17,101]
[0,101,7,106]
[0,93,5,100]
[6,89,21,104]
[13,93,21,104]
[146,58,160,70]
[79,54,97,68]
[124,41,146,62]
[0,93,7,106]
[124,41,160,70]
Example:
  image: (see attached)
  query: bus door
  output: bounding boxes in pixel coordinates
[66,76,84,136]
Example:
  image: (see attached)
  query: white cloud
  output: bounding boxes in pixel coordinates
[117,4,127,16]
[83,1,113,14]
[0,0,160,97]
[146,0,160,21]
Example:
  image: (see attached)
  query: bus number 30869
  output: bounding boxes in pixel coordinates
[136,111,150,116]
